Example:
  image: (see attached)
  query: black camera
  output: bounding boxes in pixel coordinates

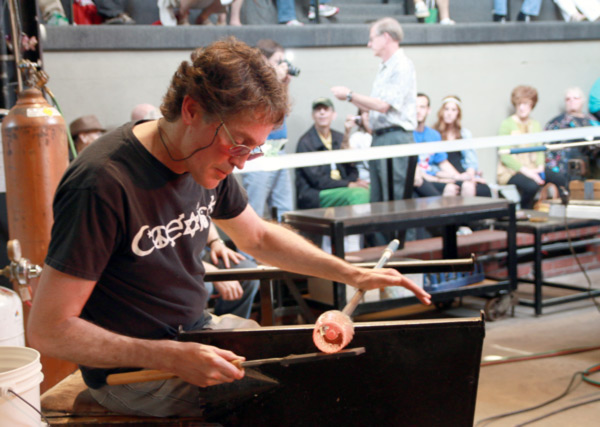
[354,116,362,126]
[281,59,300,77]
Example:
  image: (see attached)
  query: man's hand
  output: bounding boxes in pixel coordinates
[349,179,370,190]
[351,267,431,305]
[167,342,245,387]
[414,167,424,187]
[274,61,290,84]
[331,86,351,101]
[213,280,244,301]
[344,114,357,132]
[210,240,245,269]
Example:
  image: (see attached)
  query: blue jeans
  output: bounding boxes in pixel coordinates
[493,0,543,16]
[276,0,297,22]
[241,160,293,221]
[204,258,259,319]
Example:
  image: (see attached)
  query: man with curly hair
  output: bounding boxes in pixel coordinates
[28,38,430,417]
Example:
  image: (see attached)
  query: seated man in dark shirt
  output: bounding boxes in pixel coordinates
[27,39,432,418]
[296,97,370,210]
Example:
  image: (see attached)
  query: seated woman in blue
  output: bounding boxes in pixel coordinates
[432,95,492,197]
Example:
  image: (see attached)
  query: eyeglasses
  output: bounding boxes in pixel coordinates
[219,120,264,161]
[157,117,264,163]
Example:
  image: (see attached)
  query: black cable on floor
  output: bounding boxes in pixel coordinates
[561,200,600,313]
[515,396,600,426]
[474,371,583,426]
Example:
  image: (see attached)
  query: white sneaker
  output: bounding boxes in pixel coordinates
[414,1,430,18]
[440,18,455,25]
[284,19,304,26]
[457,226,473,236]
[308,4,340,20]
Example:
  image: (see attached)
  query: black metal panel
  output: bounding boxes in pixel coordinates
[179,316,485,427]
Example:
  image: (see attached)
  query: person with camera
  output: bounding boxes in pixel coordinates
[341,109,372,184]
[240,39,296,224]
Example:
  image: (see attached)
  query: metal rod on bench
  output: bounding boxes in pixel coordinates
[203,256,476,282]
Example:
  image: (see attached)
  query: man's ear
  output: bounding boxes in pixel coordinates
[181,95,202,125]
[332,111,338,121]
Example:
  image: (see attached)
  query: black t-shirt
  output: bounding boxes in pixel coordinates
[46,121,248,388]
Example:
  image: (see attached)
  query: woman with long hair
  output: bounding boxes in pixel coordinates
[432,95,491,197]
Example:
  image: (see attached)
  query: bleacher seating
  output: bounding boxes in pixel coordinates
[59,0,567,26]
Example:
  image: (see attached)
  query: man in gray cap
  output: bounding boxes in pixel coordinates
[69,115,106,154]
[295,97,369,211]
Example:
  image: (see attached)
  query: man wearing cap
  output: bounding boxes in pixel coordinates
[331,17,417,214]
[295,97,369,211]
[70,115,106,154]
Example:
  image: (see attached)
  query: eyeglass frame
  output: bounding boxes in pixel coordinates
[218,117,264,161]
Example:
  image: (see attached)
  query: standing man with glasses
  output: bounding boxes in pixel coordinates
[332,17,417,245]
[28,38,430,418]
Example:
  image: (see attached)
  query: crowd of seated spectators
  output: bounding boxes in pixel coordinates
[39,0,600,26]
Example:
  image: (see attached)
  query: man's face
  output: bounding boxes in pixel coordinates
[75,130,103,153]
[181,112,273,189]
[515,100,533,121]
[565,90,584,115]
[416,96,430,124]
[368,26,386,58]
[312,105,336,129]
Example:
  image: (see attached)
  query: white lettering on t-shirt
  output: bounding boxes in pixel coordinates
[131,196,216,257]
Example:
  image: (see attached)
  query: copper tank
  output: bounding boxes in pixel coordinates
[1,87,75,392]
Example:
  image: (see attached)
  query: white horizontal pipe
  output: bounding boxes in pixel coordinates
[236,126,600,174]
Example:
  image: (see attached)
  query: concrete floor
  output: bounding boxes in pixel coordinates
[442,269,600,426]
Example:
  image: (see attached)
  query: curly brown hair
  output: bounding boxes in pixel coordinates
[160,37,289,126]
[511,85,538,109]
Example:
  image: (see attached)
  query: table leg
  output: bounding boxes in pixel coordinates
[533,230,543,316]
[442,225,458,259]
[331,222,346,310]
[507,203,517,291]
[259,279,274,326]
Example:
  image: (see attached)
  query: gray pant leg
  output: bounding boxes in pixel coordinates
[93,0,127,17]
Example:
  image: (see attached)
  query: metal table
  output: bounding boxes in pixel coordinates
[495,210,600,315]
[283,196,518,315]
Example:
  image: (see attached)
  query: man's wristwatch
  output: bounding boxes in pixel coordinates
[346,91,353,102]
[207,238,225,248]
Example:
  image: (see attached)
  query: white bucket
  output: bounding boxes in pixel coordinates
[0,346,45,426]
[0,287,25,347]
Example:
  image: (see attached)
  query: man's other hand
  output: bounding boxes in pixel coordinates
[214,280,244,301]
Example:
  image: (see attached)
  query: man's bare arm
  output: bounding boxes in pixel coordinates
[331,86,390,114]
[215,206,431,305]
[27,266,245,386]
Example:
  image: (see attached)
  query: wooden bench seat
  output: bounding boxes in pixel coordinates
[41,370,208,426]
[345,224,600,264]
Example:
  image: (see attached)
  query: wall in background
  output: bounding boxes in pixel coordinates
[44,40,600,184]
